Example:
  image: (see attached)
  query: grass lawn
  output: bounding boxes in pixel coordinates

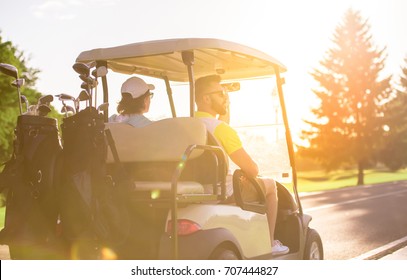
[292,168,407,193]
[0,207,4,229]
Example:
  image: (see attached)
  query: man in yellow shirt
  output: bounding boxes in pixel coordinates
[195,75,289,256]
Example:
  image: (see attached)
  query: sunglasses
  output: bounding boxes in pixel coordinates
[204,90,226,98]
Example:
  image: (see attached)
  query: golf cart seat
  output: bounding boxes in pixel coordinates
[105,117,227,198]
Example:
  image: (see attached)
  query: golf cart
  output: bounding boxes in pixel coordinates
[68,38,323,260]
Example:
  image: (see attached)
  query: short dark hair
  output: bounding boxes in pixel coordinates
[195,75,221,101]
[117,91,149,114]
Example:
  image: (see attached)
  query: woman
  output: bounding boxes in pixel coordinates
[111,76,155,127]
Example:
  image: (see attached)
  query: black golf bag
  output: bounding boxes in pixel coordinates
[0,115,64,259]
[59,107,130,259]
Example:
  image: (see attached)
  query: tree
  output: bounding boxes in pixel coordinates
[379,57,407,170]
[298,9,392,185]
[0,32,42,163]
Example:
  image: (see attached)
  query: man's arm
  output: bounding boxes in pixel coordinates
[229,148,259,178]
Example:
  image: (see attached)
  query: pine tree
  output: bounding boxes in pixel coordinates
[379,57,407,170]
[298,9,392,185]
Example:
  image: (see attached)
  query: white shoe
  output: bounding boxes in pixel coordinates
[272,240,289,255]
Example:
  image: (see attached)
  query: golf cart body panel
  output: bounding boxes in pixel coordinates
[158,228,243,260]
[174,204,270,258]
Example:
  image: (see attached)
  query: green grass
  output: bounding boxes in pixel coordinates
[0,207,4,229]
[291,168,407,193]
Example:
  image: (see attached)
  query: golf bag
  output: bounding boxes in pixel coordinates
[59,107,130,259]
[0,115,64,259]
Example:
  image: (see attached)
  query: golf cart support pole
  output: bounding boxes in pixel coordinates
[97,61,109,122]
[163,76,177,118]
[182,51,195,117]
[168,50,196,260]
[274,66,303,215]
[170,144,227,260]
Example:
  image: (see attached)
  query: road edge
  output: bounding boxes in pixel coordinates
[351,236,407,260]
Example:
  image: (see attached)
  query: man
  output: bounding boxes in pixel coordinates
[110,76,155,127]
[194,75,289,255]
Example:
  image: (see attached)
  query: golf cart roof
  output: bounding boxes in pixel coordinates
[76,38,287,82]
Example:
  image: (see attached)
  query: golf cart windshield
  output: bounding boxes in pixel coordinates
[228,78,291,183]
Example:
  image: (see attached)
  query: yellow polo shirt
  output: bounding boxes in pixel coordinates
[195,111,242,155]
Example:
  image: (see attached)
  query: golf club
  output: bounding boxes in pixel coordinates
[72,62,90,77]
[20,95,29,113]
[27,105,37,115]
[0,63,23,114]
[97,102,109,114]
[0,63,18,79]
[38,94,54,106]
[77,89,91,109]
[38,104,51,117]
[79,74,97,87]
[12,78,25,88]
[56,93,76,115]
[92,65,108,109]
[60,105,75,118]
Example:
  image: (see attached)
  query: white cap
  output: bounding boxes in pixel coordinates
[121,77,155,99]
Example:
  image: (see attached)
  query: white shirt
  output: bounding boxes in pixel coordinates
[109,114,152,128]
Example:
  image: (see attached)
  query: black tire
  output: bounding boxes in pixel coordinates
[209,247,239,260]
[304,228,323,260]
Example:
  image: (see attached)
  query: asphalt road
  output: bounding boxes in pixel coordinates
[300,180,407,260]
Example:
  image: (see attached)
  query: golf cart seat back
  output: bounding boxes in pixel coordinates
[105,117,228,194]
[106,117,206,163]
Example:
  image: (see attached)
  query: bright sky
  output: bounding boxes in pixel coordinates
[1,0,407,139]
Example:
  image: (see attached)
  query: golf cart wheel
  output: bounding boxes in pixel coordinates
[209,247,239,260]
[304,228,323,260]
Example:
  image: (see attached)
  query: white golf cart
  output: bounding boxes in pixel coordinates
[75,38,323,260]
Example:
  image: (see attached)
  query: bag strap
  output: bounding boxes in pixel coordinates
[104,128,121,164]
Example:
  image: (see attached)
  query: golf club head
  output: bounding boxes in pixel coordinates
[92,66,108,78]
[78,89,90,101]
[72,62,90,76]
[61,105,75,116]
[11,78,25,88]
[24,105,37,115]
[97,102,109,113]
[0,63,18,79]
[79,75,98,87]
[38,94,54,105]
[38,104,52,117]
[20,95,29,112]
[81,81,97,90]
[20,95,28,103]
[56,93,75,101]
[79,74,88,83]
